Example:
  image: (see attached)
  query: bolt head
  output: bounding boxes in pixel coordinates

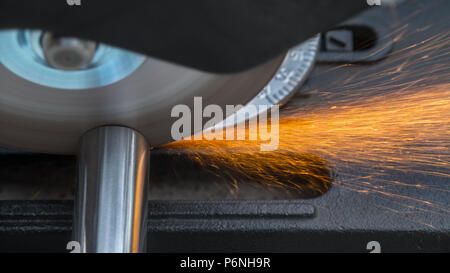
[41,32,97,71]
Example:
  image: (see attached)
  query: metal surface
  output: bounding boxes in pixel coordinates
[74,126,149,253]
[41,32,98,71]
[316,18,394,63]
[0,200,448,253]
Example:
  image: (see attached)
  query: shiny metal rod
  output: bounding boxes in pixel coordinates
[74,126,150,253]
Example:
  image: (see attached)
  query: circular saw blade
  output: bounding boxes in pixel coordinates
[0,36,283,154]
[0,30,319,155]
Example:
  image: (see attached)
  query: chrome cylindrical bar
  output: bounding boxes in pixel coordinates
[74,126,149,253]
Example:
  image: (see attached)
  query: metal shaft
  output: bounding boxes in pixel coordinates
[73,126,150,253]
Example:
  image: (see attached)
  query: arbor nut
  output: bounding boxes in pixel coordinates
[41,32,97,71]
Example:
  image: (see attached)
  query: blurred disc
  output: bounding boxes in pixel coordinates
[0,29,284,154]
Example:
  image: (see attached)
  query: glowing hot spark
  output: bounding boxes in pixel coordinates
[161,6,449,217]
[163,84,449,198]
